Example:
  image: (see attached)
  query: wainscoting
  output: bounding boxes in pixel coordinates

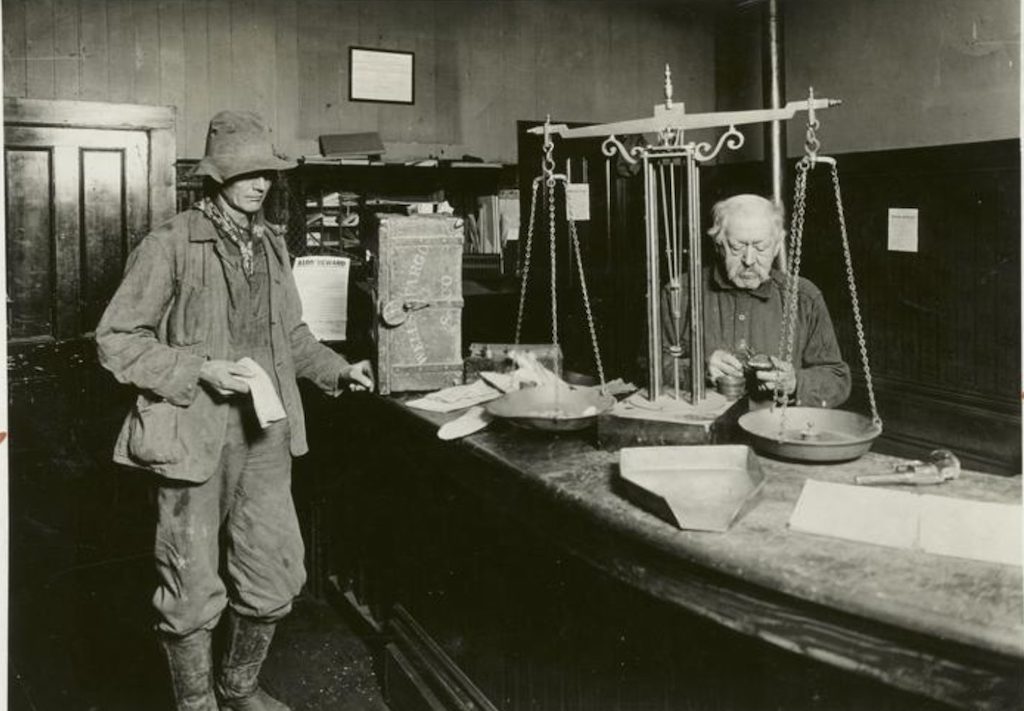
[704,139,1021,474]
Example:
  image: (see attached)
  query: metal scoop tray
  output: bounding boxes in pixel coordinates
[618,445,766,532]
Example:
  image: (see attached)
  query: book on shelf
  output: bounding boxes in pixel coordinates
[498,189,521,244]
[301,155,383,166]
[443,160,503,169]
[318,131,385,158]
[476,195,501,255]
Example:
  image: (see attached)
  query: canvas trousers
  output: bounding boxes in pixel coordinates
[153,405,306,636]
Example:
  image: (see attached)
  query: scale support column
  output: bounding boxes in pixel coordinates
[644,154,662,399]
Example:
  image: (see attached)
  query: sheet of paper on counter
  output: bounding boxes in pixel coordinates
[406,379,503,413]
[293,256,349,341]
[610,391,732,425]
[789,479,1022,566]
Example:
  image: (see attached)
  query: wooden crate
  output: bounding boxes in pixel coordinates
[369,214,465,394]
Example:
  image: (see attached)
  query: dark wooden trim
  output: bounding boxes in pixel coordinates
[851,373,1022,473]
[383,642,448,711]
[388,606,501,711]
[3,97,176,129]
[867,373,1019,415]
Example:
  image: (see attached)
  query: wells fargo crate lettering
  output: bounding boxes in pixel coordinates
[369,214,465,394]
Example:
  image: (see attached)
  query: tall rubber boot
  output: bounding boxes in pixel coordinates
[160,629,218,711]
[216,610,290,711]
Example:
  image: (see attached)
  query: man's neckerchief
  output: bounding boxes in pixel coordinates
[195,197,266,279]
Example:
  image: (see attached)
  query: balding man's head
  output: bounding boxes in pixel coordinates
[707,194,785,289]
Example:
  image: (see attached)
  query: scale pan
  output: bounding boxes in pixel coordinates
[485,384,615,432]
[738,407,881,462]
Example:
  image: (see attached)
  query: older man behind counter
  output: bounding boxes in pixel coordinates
[662,193,851,407]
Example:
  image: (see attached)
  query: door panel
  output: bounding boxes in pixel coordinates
[82,149,131,332]
[5,125,149,342]
[6,147,54,340]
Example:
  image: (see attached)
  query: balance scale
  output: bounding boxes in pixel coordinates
[516,66,882,460]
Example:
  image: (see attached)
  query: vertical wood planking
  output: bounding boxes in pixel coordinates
[500,1,537,128]
[52,143,83,337]
[407,0,438,144]
[247,0,279,128]
[431,0,461,148]
[182,0,210,157]
[147,117,177,225]
[79,0,109,100]
[158,2,186,115]
[531,0,559,122]
[5,146,55,339]
[636,6,670,112]
[4,0,29,98]
[608,8,642,121]
[297,0,335,140]
[338,0,372,136]
[376,0,434,144]
[53,0,80,99]
[124,130,152,244]
[131,0,161,104]
[229,0,261,113]
[273,0,300,156]
[106,0,134,103]
[337,0,377,134]
[80,148,125,331]
[25,0,57,99]
[356,0,390,132]
[10,0,720,161]
[590,0,619,122]
[544,1,595,124]
[460,0,502,155]
[206,0,232,118]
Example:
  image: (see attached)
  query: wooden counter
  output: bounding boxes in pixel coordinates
[324,394,1023,711]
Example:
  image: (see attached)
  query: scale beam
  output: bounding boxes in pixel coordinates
[528,98,840,140]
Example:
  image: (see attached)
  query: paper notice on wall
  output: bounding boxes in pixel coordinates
[566,183,591,222]
[887,207,919,252]
[292,256,350,341]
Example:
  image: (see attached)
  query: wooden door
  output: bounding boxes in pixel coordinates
[6,126,149,342]
[4,102,176,707]
[4,98,176,371]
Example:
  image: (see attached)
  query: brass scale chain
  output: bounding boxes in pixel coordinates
[514,120,606,388]
[775,115,882,433]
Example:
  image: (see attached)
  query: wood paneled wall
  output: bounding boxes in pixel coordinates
[714,0,1020,162]
[704,140,1021,474]
[2,0,717,162]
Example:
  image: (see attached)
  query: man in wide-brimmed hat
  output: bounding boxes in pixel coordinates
[97,110,373,711]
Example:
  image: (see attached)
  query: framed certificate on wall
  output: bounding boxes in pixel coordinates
[349,47,415,105]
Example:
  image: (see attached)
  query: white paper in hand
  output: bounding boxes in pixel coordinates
[237,357,287,428]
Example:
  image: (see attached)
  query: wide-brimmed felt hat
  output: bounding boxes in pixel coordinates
[193,110,296,183]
